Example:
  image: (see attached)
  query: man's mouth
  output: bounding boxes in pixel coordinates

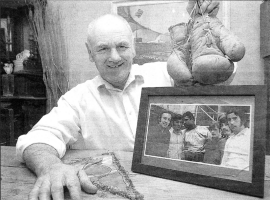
[108,62,124,68]
[163,123,168,126]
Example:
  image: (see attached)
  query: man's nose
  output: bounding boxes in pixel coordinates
[109,48,121,62]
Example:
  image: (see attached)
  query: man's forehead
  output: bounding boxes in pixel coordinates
[94,32,131,41]
[90,29,133,46]
[162,113,171,117]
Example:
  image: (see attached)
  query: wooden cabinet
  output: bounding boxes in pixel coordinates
[0,3,46,146]
[1,97,46,145]
[13,71,46,97]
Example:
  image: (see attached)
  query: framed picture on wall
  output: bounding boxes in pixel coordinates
[132,85,267,197]
[111,1,230,65]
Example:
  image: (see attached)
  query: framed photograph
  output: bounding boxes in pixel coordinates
[111,1,230,65]
[132,85,267,197]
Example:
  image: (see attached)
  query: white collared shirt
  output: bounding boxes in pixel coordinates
[183,126,212,152]
[16,62,173,162]
[221,128,251,170]
[167,128,184,159]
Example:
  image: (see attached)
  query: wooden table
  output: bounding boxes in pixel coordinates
[1,146,270,200]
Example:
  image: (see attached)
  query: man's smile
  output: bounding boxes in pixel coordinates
[107,62,124,68]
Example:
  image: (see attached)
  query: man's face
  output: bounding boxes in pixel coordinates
[173,120,183,132]
[87,21,135,89]
[209,127,220,138]
[227,113,242,134]
[159,113,171,128]
[220,122,232,137]
[183,116,194,129]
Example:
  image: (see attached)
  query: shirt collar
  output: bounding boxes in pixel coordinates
[233,127,249,137]
[173,130,182,135]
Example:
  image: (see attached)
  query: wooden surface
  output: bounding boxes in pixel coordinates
[1,146,270,200]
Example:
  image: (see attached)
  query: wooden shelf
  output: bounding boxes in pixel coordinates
[1,96,46,101]
[13,70,43,77]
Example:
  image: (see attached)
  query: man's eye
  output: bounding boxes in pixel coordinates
[98,47,108,52]
[117,46,128,51]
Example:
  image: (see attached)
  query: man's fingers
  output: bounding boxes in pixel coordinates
[186,0,197,15]
[186,0,220,17]
[29,177,43,200]
[199,0,214,14]
[208,7,219,17]
[65,174,82,200]
[38,179,51,200]
[78,170,98,194]
[51,181,64,200]
[206,1,220,16]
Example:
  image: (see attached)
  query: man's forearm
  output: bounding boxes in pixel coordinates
[23,143,62,176]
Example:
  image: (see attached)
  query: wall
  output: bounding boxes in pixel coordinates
[50,0,264,88]
[50,0,111,88]
[230,1,264,85]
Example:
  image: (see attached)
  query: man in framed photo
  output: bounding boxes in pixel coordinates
[221,109,251,170]
[203,121,227,165]
[182,111,211,162]
[218,114,233,138]
[167,114,185,159]
[145,111,172,157]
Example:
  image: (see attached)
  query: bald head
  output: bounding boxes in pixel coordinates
[86,14,134,47]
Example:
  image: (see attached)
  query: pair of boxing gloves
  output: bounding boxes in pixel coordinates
[167,0,245,85]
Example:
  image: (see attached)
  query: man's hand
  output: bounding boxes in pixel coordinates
[23,144,97,200]
[29,163,97,200]
[186,0,220,17]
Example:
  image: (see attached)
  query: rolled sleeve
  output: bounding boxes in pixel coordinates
[16,130,66,163]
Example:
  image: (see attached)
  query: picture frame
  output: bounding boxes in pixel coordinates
[132,85,267,197]
[111,0,230,65]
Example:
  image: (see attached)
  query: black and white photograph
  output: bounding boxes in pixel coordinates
[144,104,252,171]
[144,103,253,180]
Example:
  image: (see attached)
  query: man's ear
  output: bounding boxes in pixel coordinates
[85,42,94,62]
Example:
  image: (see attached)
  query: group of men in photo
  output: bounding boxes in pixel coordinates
[145,108,251,171]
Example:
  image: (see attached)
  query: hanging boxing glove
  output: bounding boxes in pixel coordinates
[210,17,245,62]
[189,15,245,84]
[190,15,234,84]
[167,23,193,86]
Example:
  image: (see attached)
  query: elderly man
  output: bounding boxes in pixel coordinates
[16,14,172,200]
[221,109,251,170]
